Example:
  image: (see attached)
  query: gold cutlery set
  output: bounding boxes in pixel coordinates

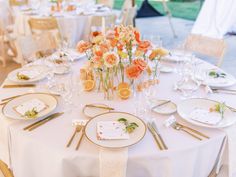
[0,93,60,106]
[23,112,64,131]
[212,88,236,95]
[84,104,114,110]
[66,124,86,150]
[3,84,36,88]
[147,121,168,150]
[170,122,209,141]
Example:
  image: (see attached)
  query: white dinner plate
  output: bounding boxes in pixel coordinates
[85,112,146,148]
[66,49,86,61]
[177,98,236,128]
[2,93,58,120]
[7,65,49,83]
[205,69,236,88]
[150,99,177,115]
[83,103,111,118]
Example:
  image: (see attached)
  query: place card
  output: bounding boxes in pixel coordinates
[15,98,46,116]
[97,121,129,140]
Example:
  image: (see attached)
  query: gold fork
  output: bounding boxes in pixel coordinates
[75,126,85,150]
[172,123,203,141]
[66,125,83,148]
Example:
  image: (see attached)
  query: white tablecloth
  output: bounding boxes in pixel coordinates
[192,0,236,38]
[1,58,236,177]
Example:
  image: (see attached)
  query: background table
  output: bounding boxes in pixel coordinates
[192,0,236,38]
[1,57,236,177]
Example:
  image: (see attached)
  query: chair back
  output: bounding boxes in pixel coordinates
[184,34,226,67]
[90,15,116,34]
[28,17,61,47]
[97,0,114,8]
[9,0,28,6]
[121,6,137,26]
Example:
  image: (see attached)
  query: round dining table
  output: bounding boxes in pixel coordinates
[0,54,236,177]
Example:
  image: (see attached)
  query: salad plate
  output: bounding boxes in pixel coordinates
[177,98,236,128]
[7,65,49,83]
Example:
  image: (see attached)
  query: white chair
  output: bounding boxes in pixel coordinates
[16,33,57,65]
[184,34,226,67]
[28,17,61,47]
[120,5,137,26]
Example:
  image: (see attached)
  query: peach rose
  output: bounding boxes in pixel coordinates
[133,59,147,71]
[126,64,142,79]
[137,40,151,53]
[76,40,91,53]
[103,52,119,68]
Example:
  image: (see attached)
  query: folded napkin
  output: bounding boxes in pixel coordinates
[99,147,128,177]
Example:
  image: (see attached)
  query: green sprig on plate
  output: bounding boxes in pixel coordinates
[24,108,38,119]
[209,71,226,78]
[118,118,139,133]
[17,72,30,80]
[209,102,226,119]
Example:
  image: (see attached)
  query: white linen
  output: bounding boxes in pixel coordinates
[192,0,236,38]
[99,148,128,177]
[0,58,236,177]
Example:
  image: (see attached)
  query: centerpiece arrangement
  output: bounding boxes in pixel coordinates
[76,25,169,100]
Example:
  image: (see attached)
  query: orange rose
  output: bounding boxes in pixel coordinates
[126,65,142,79]
[137,40,151,53]
[149,50,158,60]
[134,30,141,43]
[91,31,102,38]
[133,59,147,71]
[76,40,91,53]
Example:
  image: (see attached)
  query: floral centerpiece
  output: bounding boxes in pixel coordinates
[76,25,169,100]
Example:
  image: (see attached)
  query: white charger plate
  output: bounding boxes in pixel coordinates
[2,93,57,120]
[205,70,236,88]
[7,65,49,83]
[177,98,236,128]
[85,112,146,148]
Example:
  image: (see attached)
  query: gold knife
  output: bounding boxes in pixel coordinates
[147,123,163,150]
[151,122,168,150]
[75,127,85,150]
[85,104,114,110]
[2,92,60,102]
[23,112,64,131]
[151,100,171,110]
[3,84,36,88]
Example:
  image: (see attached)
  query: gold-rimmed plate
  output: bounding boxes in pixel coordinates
[7,65,49,83]
[177,98,236,128]
[2,93,58,120]
[85,112,146,148]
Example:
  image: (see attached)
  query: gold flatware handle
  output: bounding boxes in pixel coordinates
[181,128,202,141]
[158,135,168,150]
[147,124,163,150]
[85,104,114,110]
[151,100,171,110]
[3,84,36,88]
[23,112,64,131]
[178,123,210,139]
[2,93,60,102]
[66,129,77,148]
[76,131,84,150]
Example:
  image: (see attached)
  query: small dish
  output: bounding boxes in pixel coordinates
[83,103,111,118]
[150,99,177,115]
